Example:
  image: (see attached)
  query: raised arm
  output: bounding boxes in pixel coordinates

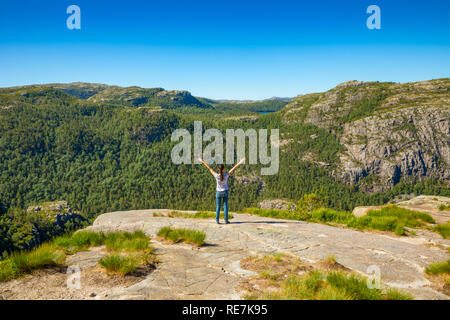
[228,157,245,176]
[199,158,216,176]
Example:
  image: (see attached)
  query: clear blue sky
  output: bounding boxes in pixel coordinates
[0,0,449,99]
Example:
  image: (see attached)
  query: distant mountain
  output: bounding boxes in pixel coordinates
[280,79,450,192]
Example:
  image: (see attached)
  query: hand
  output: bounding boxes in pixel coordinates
[198,157,203,162]
[240,157,246,164]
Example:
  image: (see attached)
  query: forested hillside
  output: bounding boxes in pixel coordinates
[0,80,449,221]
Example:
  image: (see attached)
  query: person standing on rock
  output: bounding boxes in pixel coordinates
[199,157,245,224]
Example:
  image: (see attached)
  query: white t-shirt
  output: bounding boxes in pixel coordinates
[214,172,229,192]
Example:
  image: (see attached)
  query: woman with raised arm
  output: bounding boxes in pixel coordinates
[199,157,246,224]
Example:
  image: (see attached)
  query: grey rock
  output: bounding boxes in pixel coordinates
[259,199,296,210]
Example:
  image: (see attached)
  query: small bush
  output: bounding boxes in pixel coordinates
[157,226,206,246]
[326,271,381,300]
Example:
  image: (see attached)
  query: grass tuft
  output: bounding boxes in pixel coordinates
[1,230,155,282]
[0,243,66,282]
[157,226,206,246]
[10,243,66,273]
[425,260,450,275]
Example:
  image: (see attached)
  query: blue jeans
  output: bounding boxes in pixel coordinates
[216,190,229,222]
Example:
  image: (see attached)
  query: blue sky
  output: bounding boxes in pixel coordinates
[0,0,449,99]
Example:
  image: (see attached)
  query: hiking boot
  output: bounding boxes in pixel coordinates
[225,220,230,224]
[216,220,220,224]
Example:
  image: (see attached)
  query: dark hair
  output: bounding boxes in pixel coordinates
[218,164,225,181]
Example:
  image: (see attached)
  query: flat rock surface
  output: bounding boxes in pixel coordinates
[83,209,449,300]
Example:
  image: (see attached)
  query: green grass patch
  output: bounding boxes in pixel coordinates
[104,230,151,252]
[425,260,450,275]
[257,270,413,300]
[433,222,450,239]
[260,270,283,281]
[157,226,206,246]
[365,206,435,224]
[243,205,434,236]
[1,230,155,282]
[98,253,141,275]
[0,243,66,282]
[53,231,106,254]
[438,204,450,211]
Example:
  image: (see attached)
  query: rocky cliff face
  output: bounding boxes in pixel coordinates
[282,79,450,191]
